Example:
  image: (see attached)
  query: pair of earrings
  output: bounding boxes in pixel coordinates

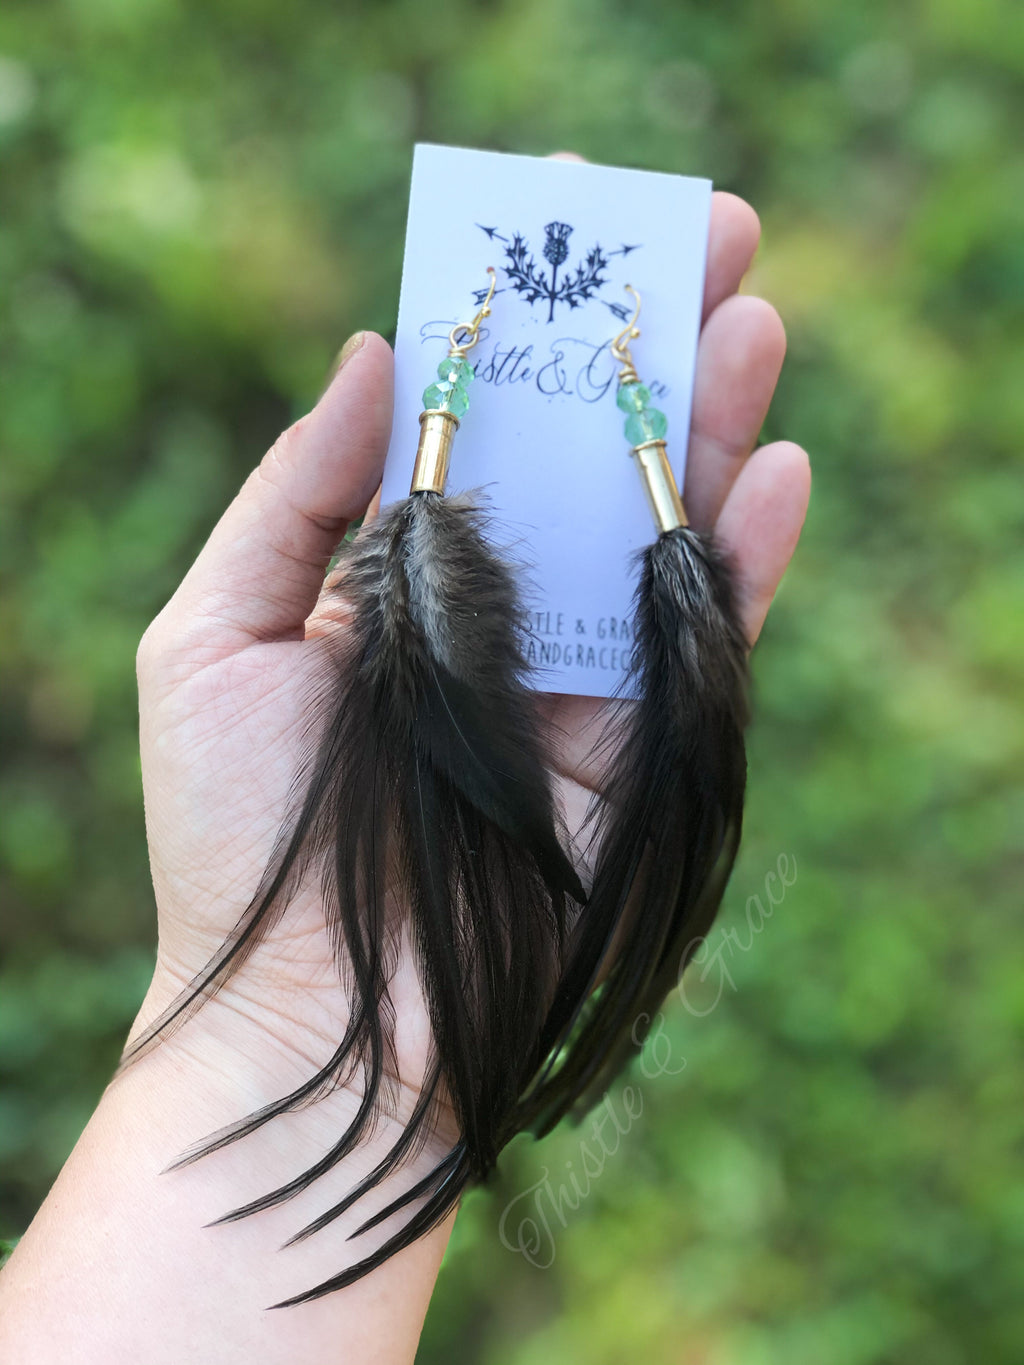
[127,270,749,1306]
[398,267,747,1135]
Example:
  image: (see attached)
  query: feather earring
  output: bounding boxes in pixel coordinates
[124,269,585,1303]
[519,285,750,1135]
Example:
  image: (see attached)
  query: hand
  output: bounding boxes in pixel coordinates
[0,191,808,1363]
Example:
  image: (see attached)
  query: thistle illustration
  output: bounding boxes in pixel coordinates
[502,221,610,322]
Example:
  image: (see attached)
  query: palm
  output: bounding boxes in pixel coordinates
[133,193,809,1159]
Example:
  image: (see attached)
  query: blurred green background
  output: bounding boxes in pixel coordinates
[2,0,1022,1360]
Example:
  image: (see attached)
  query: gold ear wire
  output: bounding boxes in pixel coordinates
[610,285,642,385]
[449,267,497,358]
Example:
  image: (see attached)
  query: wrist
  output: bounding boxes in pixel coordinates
[0,975,454,1365]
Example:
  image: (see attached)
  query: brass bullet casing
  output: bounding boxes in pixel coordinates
[631,439,688,534]
[410,409,460,494]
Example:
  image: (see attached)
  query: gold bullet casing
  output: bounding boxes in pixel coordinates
[630,439,688,534]
[410,409,460,494]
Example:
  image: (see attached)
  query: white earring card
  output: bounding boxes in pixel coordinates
[379,144,712,699]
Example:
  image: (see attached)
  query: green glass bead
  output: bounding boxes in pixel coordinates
[624,406,668,445]
[423,353,475,415]
[442,384,470,418]
[642,406,668,439]
[438,357,476,388]
[423,380,470,418]
[616,382,650,414]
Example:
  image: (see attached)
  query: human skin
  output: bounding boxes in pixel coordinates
[0,188,810,1365]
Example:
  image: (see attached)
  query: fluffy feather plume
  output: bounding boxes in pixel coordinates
[123,491,585,1305]
[518,526,749,1135]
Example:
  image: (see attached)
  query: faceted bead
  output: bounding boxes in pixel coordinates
[442,383,470,418]
[422,381,468,417]
[624,406,668,445]
[423,353,475,415]
[616,382,650,414]
[438,357,476,388]
[642,406,668,439]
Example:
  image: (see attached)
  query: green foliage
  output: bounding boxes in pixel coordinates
[1,0,1021,1360]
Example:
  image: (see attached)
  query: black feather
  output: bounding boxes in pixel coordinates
[123,490,585,1301]
[518,525,749,1135]
[124,501,748,1302]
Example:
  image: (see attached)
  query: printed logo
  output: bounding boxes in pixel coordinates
[476,222,641,322]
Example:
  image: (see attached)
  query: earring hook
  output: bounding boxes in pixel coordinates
[449,267,497,357]
[610,284,642,384]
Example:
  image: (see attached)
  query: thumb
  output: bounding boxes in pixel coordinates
[142,331,394,666]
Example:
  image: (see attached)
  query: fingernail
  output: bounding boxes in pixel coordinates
[321,331,366,395]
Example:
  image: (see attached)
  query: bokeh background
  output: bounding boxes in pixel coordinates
[2,0,1022,1360]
